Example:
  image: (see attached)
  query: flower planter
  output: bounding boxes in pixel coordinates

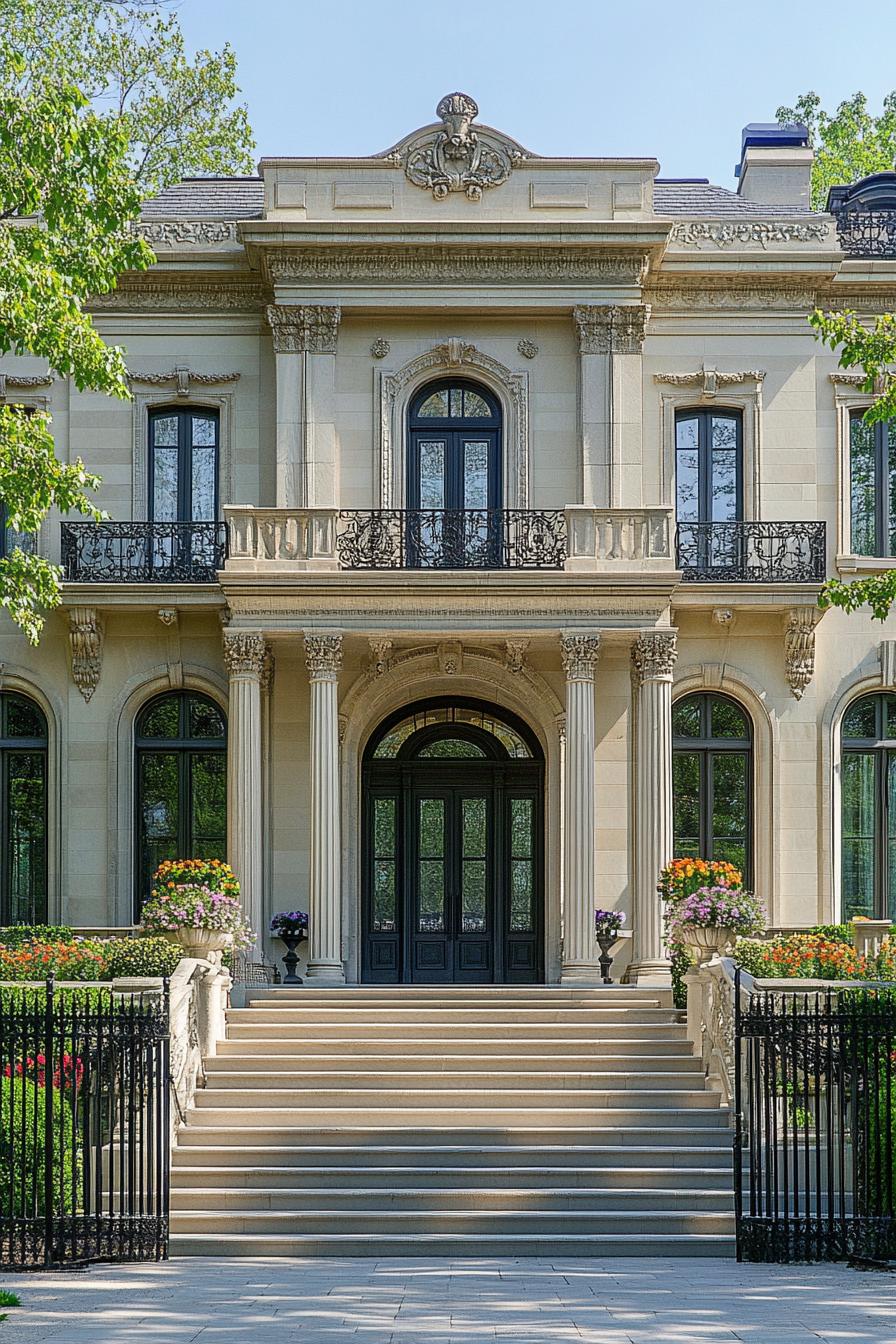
[162,928,232,964]
[595,934,623,984]
[682,925,737,965]
[275,930,308,985]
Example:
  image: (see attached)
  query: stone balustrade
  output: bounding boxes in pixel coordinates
[565,505,676,572]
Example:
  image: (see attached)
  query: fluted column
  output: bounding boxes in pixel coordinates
[223,630,266,957]
[304,632,344,983]
[630,630,677,984]
[560,632,602,984]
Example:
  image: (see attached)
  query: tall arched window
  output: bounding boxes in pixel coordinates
[841,693,896,919]
[0,692,48,924]
[673,692,753,879]
[135,692,226,911]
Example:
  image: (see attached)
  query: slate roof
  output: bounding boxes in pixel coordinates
[138,175,824,221]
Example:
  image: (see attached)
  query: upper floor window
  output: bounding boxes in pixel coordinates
[149,407,219,524]
[0,404,36,560]
[675,408,743,526]
[0,691,48,925]
[849,412,896,557]
[408,380,501,513]
[841,692,896,920]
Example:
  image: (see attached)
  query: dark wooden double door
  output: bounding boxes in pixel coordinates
[362,762,543,984]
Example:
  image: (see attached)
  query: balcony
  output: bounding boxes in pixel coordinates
[61,522,227,583]
[834,205,896,259]
[676,521,826,584]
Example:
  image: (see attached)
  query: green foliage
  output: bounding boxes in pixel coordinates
[95,935,181,979]
[778,91,896,210]
[0,924,74,948]
[670,942,690,1010]
[0,1290,20,1308]
[806,923,855,943]
[0,1073,77,1217]
[4,0,255,195]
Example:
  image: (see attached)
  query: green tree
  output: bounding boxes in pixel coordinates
[777,92,896,211]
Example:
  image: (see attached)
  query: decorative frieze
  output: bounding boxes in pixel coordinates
[393,91,524,202]
[88,281,264,312]
[670,220,829,249]
[517,339,538,359]
[266,304,342,354]
[560,632,601,682]
[648,282,817,311]
[128,367,240,396]
[137,220,240,248]
[632,631,678,684]
[573,304,650,354]
[222,630,267,679]
[654,365,765,398]
[69,607,104,702]
[784,609,819,700]
[304,632,343,682]
[265,247,648,288]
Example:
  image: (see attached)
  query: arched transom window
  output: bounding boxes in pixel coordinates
[672,692,753,880]
[841,692,896,920]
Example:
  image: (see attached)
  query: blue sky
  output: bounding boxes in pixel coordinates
[177,0,895,187]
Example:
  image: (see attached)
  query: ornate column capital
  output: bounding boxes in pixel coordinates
[560,632,602,682]
[304,632,343,682]
[266,303,342,354]
[572,303,650,354]
[222,630,267,679]
[632,630,678,685]
[69,606,104,702]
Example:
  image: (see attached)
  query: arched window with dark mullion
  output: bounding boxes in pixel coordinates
[0,692,48,924]
[135,691,226,913]
[841,692,896,919]
[675,407,743,574]
[672,692,753,881]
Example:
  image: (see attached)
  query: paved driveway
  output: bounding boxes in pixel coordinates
[1,1257,896,1343]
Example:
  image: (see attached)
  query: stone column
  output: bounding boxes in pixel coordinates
[304,632,344,983]
[572,304,649,509]
[630,630,677,984]
[266,303,342,508]
[223,630,266,958]
[560,632,602,984]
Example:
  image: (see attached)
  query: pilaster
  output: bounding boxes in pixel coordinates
[266,303,342,508]
[573,304,649,508]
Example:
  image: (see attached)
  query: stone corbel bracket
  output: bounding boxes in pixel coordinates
[69,606,104,702]
[784,608,821,700]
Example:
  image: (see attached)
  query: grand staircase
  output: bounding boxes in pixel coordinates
[170,986,735,1256]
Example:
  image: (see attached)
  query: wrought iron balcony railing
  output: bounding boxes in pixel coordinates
[61,521,227,583]
[676,520,826,583]
[834,205,896,258]
[336,509,566,570]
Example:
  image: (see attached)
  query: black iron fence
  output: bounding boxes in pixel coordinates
[677,521,826,583]
[0,978,170,1269]
[61,522,227,583]
[337,509,567,570]
[735,978,896,1263]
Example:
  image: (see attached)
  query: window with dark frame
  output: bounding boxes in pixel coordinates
[0,404,37,560]
[0,691,48,925]
[134,691,227,914]
[841,692,896,921]
[672,692,753,882]
[849,411,896,557]
[148,406,219,523]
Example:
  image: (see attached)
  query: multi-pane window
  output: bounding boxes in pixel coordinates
[672,692,752,880]
[149,407,219,523]
[0,692,48,924]
[135,692,226,912]
[841,693,896,920]
[849,412,896,556]
[675,408,743,527]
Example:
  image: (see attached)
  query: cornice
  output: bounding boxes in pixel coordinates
[87,280,266,312]
[264,245,649,288]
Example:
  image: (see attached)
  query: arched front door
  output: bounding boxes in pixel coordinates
[362,699,544,984]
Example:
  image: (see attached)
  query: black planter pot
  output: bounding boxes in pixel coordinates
[276,930,307,985]
[596,934,622,985]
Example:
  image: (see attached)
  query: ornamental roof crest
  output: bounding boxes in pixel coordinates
[383,92,527,201]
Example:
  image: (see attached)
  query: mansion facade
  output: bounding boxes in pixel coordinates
[3,94,896,985]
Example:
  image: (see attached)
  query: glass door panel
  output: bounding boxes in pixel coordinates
[461,795,488,933]
[417,796,446,933]
[709,752,748,874]
[509,796,534,932]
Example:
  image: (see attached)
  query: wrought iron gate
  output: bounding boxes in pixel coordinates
[735,977,896,1263]
[0,977,170,1268]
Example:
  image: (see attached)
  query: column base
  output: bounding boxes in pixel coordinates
[560,961,606,987]
[304,961,346,985]
[625,957,673,988]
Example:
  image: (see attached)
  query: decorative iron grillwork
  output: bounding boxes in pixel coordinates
[337,509,566,570]
[61,522,227,583]
[0,977,170,1268]
[735,977,896,1264]
[834,206,896,259]
[676,521,826,583]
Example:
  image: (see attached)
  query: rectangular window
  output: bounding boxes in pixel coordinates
[849,411,896,557]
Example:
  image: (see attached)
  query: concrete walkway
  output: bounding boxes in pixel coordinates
[1,1257,895,1344]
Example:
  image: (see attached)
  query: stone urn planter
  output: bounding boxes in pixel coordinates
[595,934,624,984]
[682,925,737,965]
[275,930,307,986]
[163,928,232,964]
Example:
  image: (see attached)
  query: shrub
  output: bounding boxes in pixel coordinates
[0,924,74,949]
[95,936,182,979]
[0,940,108,982]
[0,1072,77,1216]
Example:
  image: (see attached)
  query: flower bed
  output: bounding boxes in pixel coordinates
[736,931,896,981]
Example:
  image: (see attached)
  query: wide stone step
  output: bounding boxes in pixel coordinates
[169,1163,733,1189]
[206,1051,701,1073]
[168,1231,735,1257]
[214,1036,693,1058]
[201,1069,705,1091]
[192,1086,720,1110]
[176,1123,732,1147]
[186,1106,729,1128]
[169,1184,734,1212]
[169,1208,734,1237]
[172,1139,733,1165]
[224,1022,688,1041]
[245,989,668,1007]
[227,1007,676,1025]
